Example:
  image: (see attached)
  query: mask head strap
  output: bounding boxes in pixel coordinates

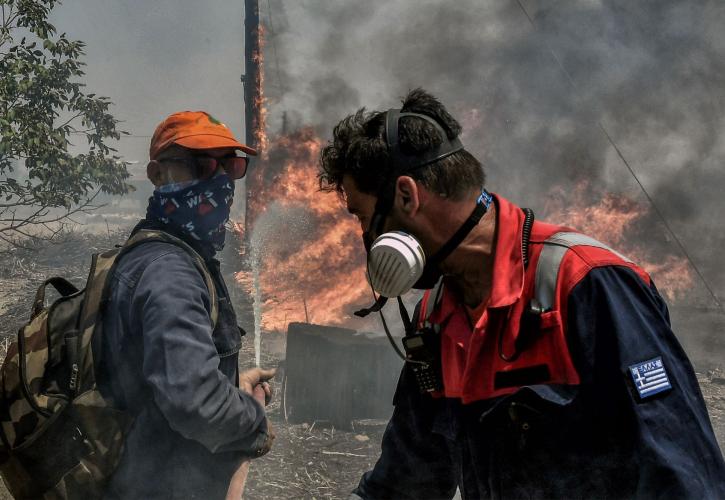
[385,108,464,171]
[426,189,493,268]
[363,109,466,251]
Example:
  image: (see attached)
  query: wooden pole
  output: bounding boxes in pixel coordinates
[242,0,260,238]
[243,0,260,150]
[227,3,262,497]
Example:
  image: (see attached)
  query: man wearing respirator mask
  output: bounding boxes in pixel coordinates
[318,88,725,499]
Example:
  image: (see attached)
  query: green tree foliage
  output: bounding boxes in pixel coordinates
[0,0,131,248]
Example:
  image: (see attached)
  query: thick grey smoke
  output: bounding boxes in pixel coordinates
[48,1,725,294]
[45,1,725,362]
[260,0,725,305]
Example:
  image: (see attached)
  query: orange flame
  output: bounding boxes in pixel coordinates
[238,128,369,331]
[240,163,693,332]
[543,182,693,301]
[251,24,269,156]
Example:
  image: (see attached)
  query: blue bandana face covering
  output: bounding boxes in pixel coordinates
[147,173,235,251]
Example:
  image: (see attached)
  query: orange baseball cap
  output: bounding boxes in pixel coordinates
[149,111,257,160]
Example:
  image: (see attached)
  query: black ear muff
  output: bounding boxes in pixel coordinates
[385,108,464,171]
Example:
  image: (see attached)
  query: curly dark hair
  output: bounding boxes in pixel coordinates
[318,88,485,200]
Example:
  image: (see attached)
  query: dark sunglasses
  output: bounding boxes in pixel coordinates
[158,154,249,180]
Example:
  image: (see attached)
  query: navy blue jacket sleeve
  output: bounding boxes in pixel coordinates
[353,366,458,500]
[567,265,725,499]
[131,248,268,453]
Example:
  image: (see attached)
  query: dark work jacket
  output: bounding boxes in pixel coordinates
[98,220,269,500]
[353,266,725,500]
[354,195,725,499]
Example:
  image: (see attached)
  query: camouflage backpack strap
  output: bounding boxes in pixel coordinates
[69,243,125,396]
[31,277,79,320]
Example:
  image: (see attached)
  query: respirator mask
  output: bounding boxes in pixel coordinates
[365,191,493,298]
[355,109,493,319]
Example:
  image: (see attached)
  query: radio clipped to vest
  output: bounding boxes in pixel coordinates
[402,327,444,393]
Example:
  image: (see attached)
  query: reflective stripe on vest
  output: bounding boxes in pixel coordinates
[421,231,631,326]
[534,231,632,311]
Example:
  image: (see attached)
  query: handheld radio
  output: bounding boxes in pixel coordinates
[402,327,443,393]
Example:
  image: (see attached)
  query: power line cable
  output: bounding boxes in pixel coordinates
[514,0,722,309]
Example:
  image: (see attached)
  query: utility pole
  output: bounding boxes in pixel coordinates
[241,0,264,243]
[242,0,260,150]
[228,0,262,329]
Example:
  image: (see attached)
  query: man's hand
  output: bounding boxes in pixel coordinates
[226,369,276,500]
[239,367,275,405]
[253,382,273,406]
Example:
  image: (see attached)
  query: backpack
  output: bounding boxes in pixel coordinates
[0,229,219,499]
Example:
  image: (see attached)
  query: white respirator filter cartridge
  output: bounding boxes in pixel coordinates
[367,231,426,297]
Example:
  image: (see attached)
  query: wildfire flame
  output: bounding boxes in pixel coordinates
[241,158,693,331]
[543,182,694,301]
[252,24,268,157]
[239,26,691,333]
[237,128,369,332]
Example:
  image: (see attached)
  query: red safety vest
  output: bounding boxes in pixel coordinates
[419,195,651,404]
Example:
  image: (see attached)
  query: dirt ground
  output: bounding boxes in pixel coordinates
[240,334,725,500]
[0,232,724,499]
[239,332,388,499]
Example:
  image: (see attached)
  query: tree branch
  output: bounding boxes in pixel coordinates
[58,111,84,130]
[0,189,104,239]
[0,231,38,252]
[0,192,38,209]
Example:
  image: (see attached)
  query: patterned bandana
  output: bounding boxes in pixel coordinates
[146,173,234,251]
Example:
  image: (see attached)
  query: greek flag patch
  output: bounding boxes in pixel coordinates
[629,357,672,399]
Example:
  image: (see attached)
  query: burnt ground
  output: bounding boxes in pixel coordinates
[0,231,723,499]
[241,334,725,500]
[238,331,389,499]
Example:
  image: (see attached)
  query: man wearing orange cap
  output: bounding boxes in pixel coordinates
[98,111,274,499]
